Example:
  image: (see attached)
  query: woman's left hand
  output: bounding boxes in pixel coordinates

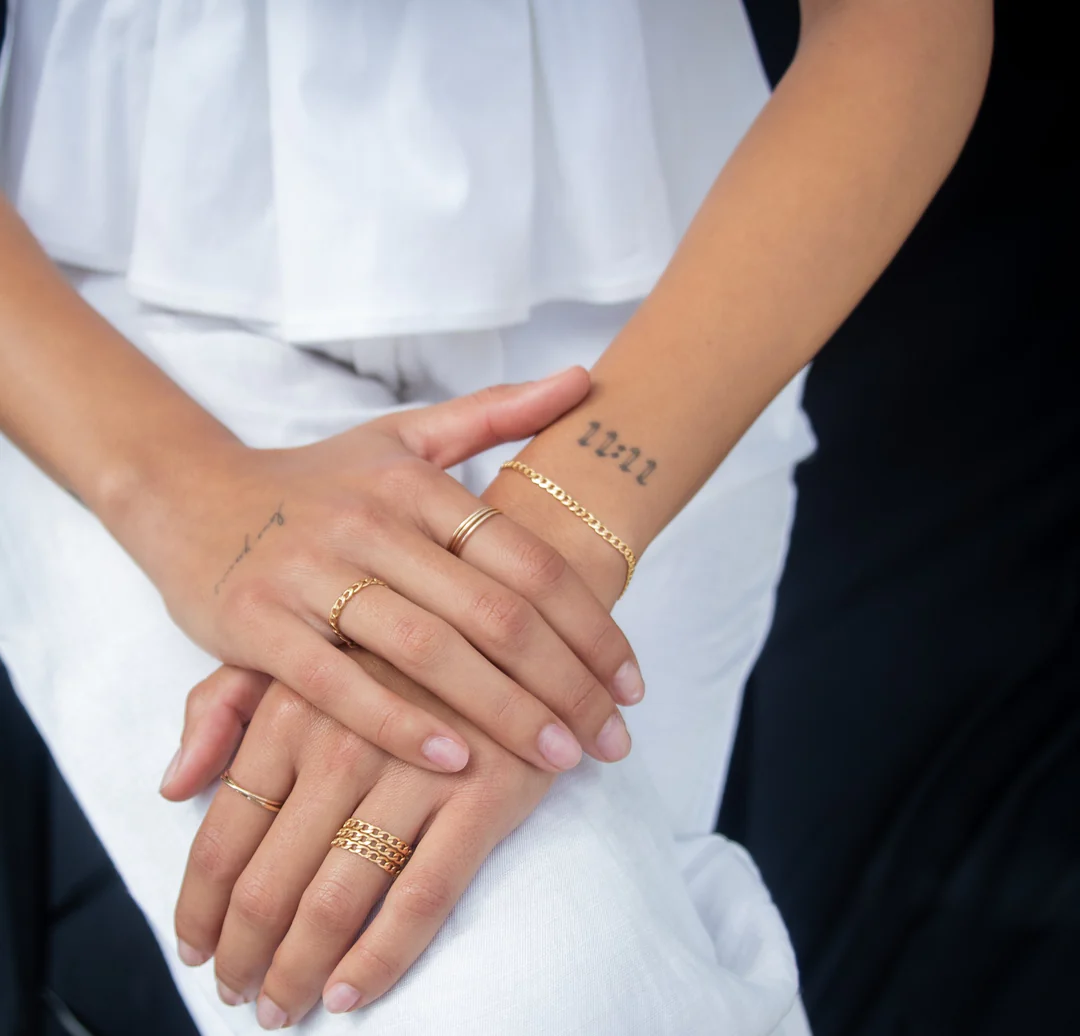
[168,658,555,1026]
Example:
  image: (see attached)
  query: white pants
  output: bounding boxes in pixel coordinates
[0,272,814,1035]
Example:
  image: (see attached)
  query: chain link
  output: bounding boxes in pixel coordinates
[500,461,636,598]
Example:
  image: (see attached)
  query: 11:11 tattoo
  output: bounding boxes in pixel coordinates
[577,421,657,486]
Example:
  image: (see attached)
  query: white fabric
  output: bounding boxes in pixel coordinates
[0,272,812,1034]
[0,2,819,1030]
[0,0,813,493]
[0,0,771,340]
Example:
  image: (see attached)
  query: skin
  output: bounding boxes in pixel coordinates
[0,197,644,773]
[7,0,995,1026]
[165,0,994,1024]
[170,661,554,1025]
[502,0,995,603]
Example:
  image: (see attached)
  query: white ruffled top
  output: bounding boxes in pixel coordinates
[1,0,771,341]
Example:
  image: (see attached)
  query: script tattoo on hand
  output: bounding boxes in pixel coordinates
[213,503,286,595]
[577,422,657,486]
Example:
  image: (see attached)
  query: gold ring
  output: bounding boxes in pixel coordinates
[340,818,414,857]
[330,818,415,879]
[446,506,501,556]
[328,577,388,649]
[220,771,284,813]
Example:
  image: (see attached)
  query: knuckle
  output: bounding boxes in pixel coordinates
[262,685,313,740]
[281,542,323,578]
[514,539,567,594]
[189,822,234,885]
[586,616,625,666]
[371,701,406,751]
[471,590,532,649]
[230,871,284,929]
[375,456,430,504]
[322,729,369,776]
[188,673,217,708]
[224,579,277,633]
[259,966,309,1014]
[292,650,344,707]
[492,686,527,725]
[389,615,445,670]
[455,777,505,825]
[302,877,365,936]
[348,941,399,988]
[395,870,454,923]
[563,672,603,721]
[330,498,384,543]
[213,963,250,999]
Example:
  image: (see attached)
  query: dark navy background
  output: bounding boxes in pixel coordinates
[722,3,1079,1034]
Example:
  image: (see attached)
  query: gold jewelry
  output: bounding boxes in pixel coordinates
[330,818,415,878]
[330,837,403,878]
[340,818,414,857]
[499,461,637,597]
[446,506,501,556]
[328,577,388,649]
[220,771,284,813]
[332,831,410,867]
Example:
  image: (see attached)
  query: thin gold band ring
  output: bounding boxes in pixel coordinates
[220,770,284,813]
[446,506,501,556]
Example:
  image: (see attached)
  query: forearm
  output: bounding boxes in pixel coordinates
[492,0,993,603]
[0,195,240,532]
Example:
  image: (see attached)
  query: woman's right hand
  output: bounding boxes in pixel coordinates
[127,367,641,774]
[167,659,556,1024]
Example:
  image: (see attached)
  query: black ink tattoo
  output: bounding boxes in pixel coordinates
[578,421,601,447]
[575,423,657,486]
[213,503,285,595]
[594,430,618,457]
[634,459,657,486]
[256,505,286,540]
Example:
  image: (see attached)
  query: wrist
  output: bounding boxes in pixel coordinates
[93,422,247,564]
[483,467,631,611]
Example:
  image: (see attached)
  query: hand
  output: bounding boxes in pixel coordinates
[169,658,554,1026]
[130,368,642,775]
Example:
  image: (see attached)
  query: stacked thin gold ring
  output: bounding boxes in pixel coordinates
[446,506,501,556]
[330,818,415,879]
[220,771,284,813]
[328,576,388,649]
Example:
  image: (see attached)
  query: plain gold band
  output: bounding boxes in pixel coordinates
[220,771,284,813]
[328,577,389,649]
[446,506,501,556]
[330,818,415,879]
[499,460,637,597]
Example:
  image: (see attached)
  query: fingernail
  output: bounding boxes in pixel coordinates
[217,980,247,1006]
[160,746,183,792]
[596,712,631,762]
[256,996,287,1030]
[537,724,582,770]
[177,939,209,967]
[422,735,469,772]
[324,983,363,1014]
[612,660,645,704]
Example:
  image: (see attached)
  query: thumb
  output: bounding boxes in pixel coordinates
[394,366,590,469]
[159,666,272,802]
